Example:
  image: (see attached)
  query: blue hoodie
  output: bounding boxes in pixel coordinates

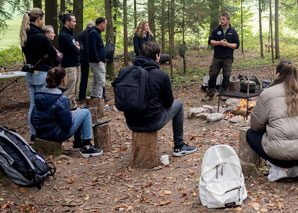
[31,87,73,142]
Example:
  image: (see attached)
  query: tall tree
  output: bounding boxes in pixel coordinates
[169,0,174,79]
[240,0,244,54]
[123,0,128,66]
[259,0,264,58]
[209,0,220,36]
[45,0,58,47]
[33,0,42,8]
[182,0,186,73]
[269,0,274,63]
[134,0,137,29]
[274,0,280,59]
[73,0,83,35]
[148,0,156,38]
[105,0,115,77]
[161,0,166,53]
[60,0,65,13]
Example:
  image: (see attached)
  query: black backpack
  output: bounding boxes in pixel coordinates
[0,126,55,189]
[112,66,150,113]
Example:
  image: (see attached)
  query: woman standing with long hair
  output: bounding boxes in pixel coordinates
[20,8,56,144]
[133,21,154,56]
[247,61,298,181]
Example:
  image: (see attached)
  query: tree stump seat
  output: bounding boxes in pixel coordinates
[132,131,159,169]
[33,138,62,156]
[239,127,261,177]
[86,97,105,119]
[93,122,111,152]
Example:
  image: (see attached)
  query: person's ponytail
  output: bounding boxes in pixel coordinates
[20,13,30,47]
[46,67,66,88]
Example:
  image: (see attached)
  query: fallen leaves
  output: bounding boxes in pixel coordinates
[164,190,172,195]
[66,178,75,184]
[154,200,171,206]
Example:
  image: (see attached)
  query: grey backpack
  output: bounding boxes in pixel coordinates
[0,126,55,189]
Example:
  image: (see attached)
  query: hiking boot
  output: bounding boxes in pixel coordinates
[81,145,103,158]
[220,96,228,101]
[202,89,215,102]
[288,166,298,178]
[173,144,197,157]
[267,162,287,182]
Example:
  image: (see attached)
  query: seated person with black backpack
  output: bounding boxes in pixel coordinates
[122,41,197,156]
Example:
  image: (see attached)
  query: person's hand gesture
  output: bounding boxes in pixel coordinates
[75,41,80,51]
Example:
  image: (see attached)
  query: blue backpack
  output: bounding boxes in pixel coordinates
[112,66,150,113]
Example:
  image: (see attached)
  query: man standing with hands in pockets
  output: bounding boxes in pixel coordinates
[88,17,107,100]
[202,12,239,102]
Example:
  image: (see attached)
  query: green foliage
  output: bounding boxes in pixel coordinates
[0,46,22,67]
[170,67,207,88]
[0,18,21,49]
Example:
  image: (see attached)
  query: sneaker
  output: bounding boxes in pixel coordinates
[267,163,287,182]
[81,145,103,158]
[220,96,227,101]
[202,89,215,102]
[173,144,197,157]
[202,95,213,102]
[288,166,298,178]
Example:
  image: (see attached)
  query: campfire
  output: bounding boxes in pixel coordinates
[224,99,256,119]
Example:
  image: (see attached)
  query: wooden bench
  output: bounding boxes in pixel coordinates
[239,127,261,177]
[33,138,62,156]
[132,131,159,169]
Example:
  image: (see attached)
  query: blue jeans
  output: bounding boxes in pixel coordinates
[26,72,47,135]
[62,108,93,141]
[128,99,184,147]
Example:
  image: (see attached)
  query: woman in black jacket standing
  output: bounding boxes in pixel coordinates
[133,21,154,56]
[19,8,57,143]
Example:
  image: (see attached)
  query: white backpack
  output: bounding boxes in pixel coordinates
[199,145,247,208]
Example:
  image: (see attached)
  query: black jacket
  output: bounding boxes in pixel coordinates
[58,26,80,67]
[22,24,57,71]
[124,56,174,127]
[77,27,91,62]
[133,32,154,56]
[208,24,240,59]
[88,26,106,63]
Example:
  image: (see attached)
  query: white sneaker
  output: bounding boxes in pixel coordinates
[288,166,298,178]
[267,163,287,182]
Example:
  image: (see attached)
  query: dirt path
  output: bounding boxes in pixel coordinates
[0,56,297,212]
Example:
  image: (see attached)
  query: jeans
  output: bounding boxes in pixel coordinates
[128,99,184,147]
[246,129,298,168]
[62,108,93,141]
[26,72,47,136]
[79,61,90,100]
[90,62,106,98]
[208,57,233,90]
[64,66,81,109]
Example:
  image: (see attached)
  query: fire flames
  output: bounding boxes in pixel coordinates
[224,99,256,120]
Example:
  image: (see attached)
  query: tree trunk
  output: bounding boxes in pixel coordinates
[182,0,186,73]
[73,0,83,36]
[269,0,274,63]
[274,0,280,59]
[33,0,42,8]
[105,0,115,77]
[123,0,128,66]
[148,0,155,38]
[134,0,137,29]
[259,0,264,58]
[60,0,65,13]
[45,0,58,47]
[209,0,220,36]
[93,123,112,152]
[240,0,244,54]
[169,0,174,80]
[161,0,166,53]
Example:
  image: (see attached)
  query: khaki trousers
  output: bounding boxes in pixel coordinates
[65,66,81,109]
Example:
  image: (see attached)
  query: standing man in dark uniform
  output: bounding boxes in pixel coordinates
[202,12,240,101]
[78,21,94,104]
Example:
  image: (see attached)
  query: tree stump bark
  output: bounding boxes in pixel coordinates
[229,79,240,92]
[132,131,158,169]
[33,138,62,156]
[93,123,111,152]
[86,98,105,119]
[86,106,97,124]
[239,127,260,177]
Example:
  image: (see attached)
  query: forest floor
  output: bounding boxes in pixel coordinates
[0,51,297,212]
